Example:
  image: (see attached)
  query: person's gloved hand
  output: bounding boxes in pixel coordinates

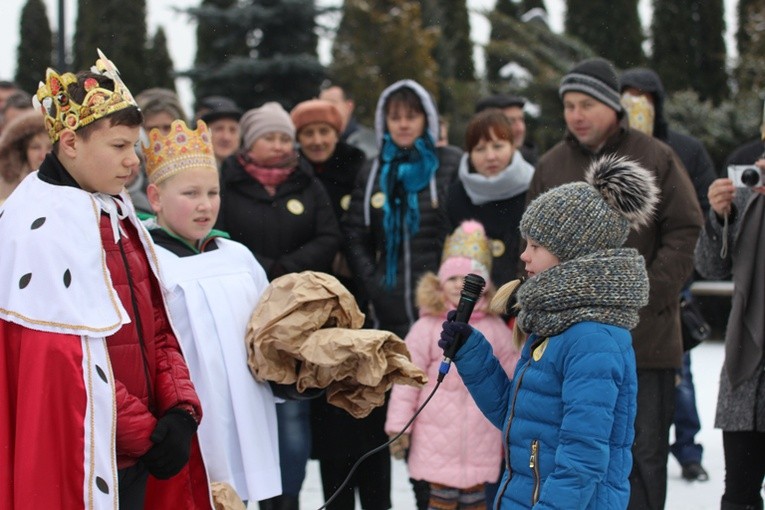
[141,408,198,479]
[438,310,475,357]
[388,433,410,460]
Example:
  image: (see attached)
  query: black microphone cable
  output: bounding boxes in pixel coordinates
[314,379,442,510]
[315,273,486,509]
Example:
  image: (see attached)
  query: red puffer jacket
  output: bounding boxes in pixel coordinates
[101,214,202,469]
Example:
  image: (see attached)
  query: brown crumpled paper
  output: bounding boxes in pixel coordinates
[246,271,427,418]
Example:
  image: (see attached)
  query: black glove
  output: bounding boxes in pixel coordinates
[141,408,198,480]
[438,310,475,356]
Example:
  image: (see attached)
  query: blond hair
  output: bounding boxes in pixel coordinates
[490,278,526,348]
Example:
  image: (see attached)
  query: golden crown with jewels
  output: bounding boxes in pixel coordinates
[142,119,218,185]
[441,220,493,272]
[33,49,138,143]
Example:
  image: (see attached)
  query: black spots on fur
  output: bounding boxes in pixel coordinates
[96,476,109,494]
[19,273,32,289]
[30,217,46,230]
[96,365,108,384]
[63,269,72,288]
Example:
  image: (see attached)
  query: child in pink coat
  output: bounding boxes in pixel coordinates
[385,220,520,509]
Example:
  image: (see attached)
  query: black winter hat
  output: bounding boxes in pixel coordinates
[198,96,243,124]
[559,58,623,113]
[475,94,526,113]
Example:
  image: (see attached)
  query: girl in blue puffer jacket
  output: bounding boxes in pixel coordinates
[440,155,658,509]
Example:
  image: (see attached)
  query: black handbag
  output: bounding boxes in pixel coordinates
[679,295,711,351]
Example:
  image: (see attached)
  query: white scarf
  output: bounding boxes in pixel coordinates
[457,150,534,205]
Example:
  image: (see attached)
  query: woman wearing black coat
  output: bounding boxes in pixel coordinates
[290,99,387,510]
[217,102,341,510]
[341,79,461,510]
[342,79,461,341]
[446,109,534,288]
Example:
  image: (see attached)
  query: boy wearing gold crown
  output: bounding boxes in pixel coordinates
[141,119,281,505]
[0,51,210,509]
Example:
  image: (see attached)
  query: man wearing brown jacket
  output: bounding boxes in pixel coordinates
[526,57,703,510]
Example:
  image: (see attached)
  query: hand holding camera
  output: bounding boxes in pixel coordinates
[711,159,765,218]
[727,163,764,188]
[708,178,737,218]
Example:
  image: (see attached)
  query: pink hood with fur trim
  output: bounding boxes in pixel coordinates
[386,275,519,488]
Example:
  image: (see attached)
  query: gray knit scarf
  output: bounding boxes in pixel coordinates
[724,193,765,387]
[457,151,534,206]
[517,248,649,337]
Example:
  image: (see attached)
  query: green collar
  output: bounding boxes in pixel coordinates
[146,215,229,254]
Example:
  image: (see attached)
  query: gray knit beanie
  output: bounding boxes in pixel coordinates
[520,155,659,261]
[240,102,296,150]
[135,88,186,121]
[559,58,623,113]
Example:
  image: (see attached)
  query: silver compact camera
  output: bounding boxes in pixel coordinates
[728,165,764,188]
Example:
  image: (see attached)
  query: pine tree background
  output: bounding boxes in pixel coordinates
[186,0,324,111]
[146,28,176,92]
[15,0,52,94]
[73,0,150,93]
[194,0,248,70]
[733,0,765,96]
[484,6,593,150]
[651,0,728,104]
[328,0,439,125]
[735,0,758,58]
[420,0,476,141]
[565,0,644,69]
[6,0,761,169]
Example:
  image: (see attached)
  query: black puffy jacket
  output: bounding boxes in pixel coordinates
[342,145,461,338]
[216,157,342,279]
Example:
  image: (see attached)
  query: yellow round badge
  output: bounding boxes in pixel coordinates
[287,199,305,215]
[491,239,506,258]
[532,338,549,361]
[340,194,351,211]
[371,192,386,209]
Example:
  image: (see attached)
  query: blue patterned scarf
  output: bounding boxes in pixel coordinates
[379,133,439,288]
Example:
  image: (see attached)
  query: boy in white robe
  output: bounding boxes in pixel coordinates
[142,119,281,504]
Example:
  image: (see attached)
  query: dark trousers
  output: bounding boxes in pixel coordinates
[411,478,430,510]
[484,462,503,507]
[628,369,675,510]
[277,400,312,496]
[722,431,765,506]
[671,352,704,465]
[118,463,149,510]
[318,452,391,510]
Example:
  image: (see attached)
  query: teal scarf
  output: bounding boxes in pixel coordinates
[379,133,439,288]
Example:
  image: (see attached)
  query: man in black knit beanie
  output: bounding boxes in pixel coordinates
[526,57,703,510]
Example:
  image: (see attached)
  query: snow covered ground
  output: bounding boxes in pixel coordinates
[293,339,738,509]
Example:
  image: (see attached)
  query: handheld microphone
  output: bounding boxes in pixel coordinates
[438,273,486,381]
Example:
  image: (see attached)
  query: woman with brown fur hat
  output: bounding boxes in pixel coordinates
[0,109,50,204]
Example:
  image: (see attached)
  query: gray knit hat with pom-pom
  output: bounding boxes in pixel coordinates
[520,155,659,261]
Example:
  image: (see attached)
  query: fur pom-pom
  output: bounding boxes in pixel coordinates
[416,272,447,315]
[584,155,660,229]
[457,219,486,235]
